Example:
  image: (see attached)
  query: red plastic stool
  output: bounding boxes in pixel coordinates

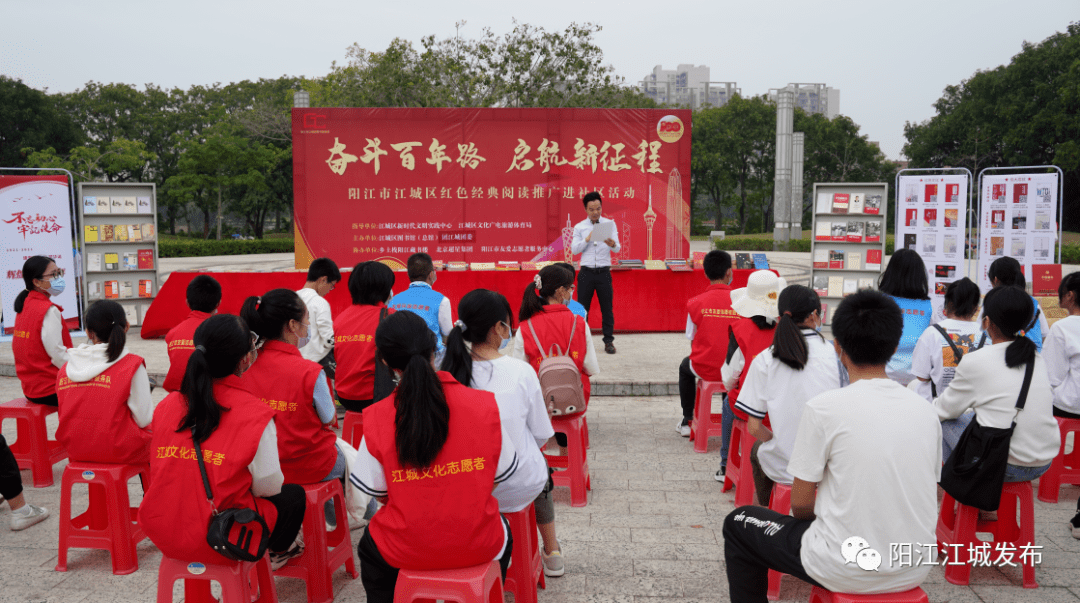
[582,414,590,450]
[722,418,755,507]
[689,380,725,453]
[503,504,545,603]
[809,585,928,602]
[766,483,793,600]
[0,398,67,487]
[394,560,503,603]
[273,480,358,603]
[156,555,278,603]
[56,461,149,575]
[1038,417,1080,503]
[547,414,591,507]
[937,481,1038,588]
[341,411,364,450]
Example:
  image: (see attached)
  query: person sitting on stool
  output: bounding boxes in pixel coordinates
[571,191,620,354]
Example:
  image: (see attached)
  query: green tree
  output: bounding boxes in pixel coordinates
[24,139,156,183]
[0,76,83,168]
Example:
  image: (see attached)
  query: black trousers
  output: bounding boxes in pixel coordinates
[265,484,307,554]
[27,394,58,407]
[338,397,373,414]
[357,517,513,603]
[679,356,696,420]
[0,435,23,501]
[723,505,823,603]
[577,267,614,344]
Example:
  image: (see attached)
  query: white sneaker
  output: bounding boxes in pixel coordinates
[676,418,691,437]
[542,539,565,577]
[270,534,305,570]
[11,504,49,531]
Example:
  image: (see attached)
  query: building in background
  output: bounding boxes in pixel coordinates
[639,64,739,109]
[768,83,840,118]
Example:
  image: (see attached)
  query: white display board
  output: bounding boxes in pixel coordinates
[0,176,80,339]
[977,173,1059,293]
[896,174,969,311]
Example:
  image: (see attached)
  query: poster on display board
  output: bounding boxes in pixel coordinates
[291,108,692,269]
[0,175,80,338]
[896,174,969,313]
[977,173,1059,293]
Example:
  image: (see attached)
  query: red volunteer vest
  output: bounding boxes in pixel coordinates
[728,318,777,420]
[163,311,211,392]
[139,376,277,563]
[520,305,592,403]
[363,372,504,570]
[686,283,739,381]
[56,354,150,464]
[13,291,73,399]
[241,340,336,484]
[334,303,392,400]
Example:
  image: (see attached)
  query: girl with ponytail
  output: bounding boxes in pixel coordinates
[56,300,152,465]
[733,285,840,506]
[140,314,307,569]
[440,289,565,576]
[240,289,347,487]
[12,255,72,406]
[1043,272,1080,536]
[934,285,1059,484]
[351,311,518,602]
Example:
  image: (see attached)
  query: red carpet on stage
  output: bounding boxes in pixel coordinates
[140,269,771,339]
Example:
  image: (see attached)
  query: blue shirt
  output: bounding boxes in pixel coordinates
[566,299,588,319]
[886,295,934,385]
[388,282,447,354]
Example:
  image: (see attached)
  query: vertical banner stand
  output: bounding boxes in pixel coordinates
[895,167,974,280]
[977,165,1065,266]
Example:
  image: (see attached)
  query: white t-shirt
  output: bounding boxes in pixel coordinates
[296,288,334,362]
[1043,315,1080,415]
[910,318,985,402]
[735,330,841,484]
[789,379,941,594]
[469,356,555,513]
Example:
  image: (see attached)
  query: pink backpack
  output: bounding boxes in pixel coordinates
[526,317,586,416]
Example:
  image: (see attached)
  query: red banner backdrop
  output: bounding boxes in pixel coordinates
[291,108,692,269]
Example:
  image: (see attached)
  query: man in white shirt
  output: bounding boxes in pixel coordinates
[570,191,620,354]
[723,290,941,601]
[296,258,341,375]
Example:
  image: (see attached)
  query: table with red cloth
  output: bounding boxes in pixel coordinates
[140,268,774,339]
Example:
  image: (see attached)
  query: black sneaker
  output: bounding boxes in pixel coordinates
[270,537,304,570]
[1070,512,1080,540]
[714,465,726,481]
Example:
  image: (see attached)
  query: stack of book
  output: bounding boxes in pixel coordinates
[469,262,496,271]
[664,259,692,272]
[613,259,644,270]
[495,261,520,271]
[644,260,668,270]
[446,261,468,271]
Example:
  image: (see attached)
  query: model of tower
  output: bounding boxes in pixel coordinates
[561,213,574,263]
[669,168,688,259]
[643,186,657,260]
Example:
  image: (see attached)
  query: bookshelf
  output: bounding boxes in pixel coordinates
[809,183,889,326]
[77,182,160,327]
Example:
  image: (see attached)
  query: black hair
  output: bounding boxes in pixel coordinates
[555,262,576,280]
[943,277,980,319]
[407,253,434,282]
[519,264,574,322]
[582,191,602,208]
[85,300,128,362]
[831,289,904,367]
[186,275,222,313]
[988,256,1026,289]
[877,248,929,300]
[982,285,1037,368]
[240,288,305,343]
[179,314,253,443]
[771,285,821,370]
[1060,272,1080,304]
[14,255,54,313]
[306,257,341,284]
[703,250,732,281]
[440,289,513,387]
[375,311,446,469]
[348,261,395,305]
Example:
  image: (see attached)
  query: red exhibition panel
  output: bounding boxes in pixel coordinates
[291,108,692,268]
[140,269,772,339]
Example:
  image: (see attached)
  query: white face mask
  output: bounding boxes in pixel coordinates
[294,320,310,349]
[499,321,512,350]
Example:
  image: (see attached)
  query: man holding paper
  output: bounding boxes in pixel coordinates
[571,191,620,354]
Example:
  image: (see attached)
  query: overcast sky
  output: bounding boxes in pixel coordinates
[3,0,1075,160]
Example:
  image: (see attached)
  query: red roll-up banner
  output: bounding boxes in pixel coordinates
[291,108,692,269]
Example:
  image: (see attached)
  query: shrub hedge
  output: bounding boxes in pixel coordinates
[158,237,295,258]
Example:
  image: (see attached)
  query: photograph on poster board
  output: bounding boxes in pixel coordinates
[896,174,969,307]
[977,173,1059,293]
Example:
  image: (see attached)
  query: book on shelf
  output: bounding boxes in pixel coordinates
[858,277,874,291]
[469,262,496,271]
[495,261,520,271]
[831,193,850,213]
[110,197,123,212]
[944,209,958,228]
[866,249,882,271]
[120,281,133,299]
[849,193,865,214]
[137,303,152,325]
[812,249,829,269]
[104,281,119,299]
[815,221,831,241]
[114,224,128,242]
[446,261,468,271]
[83,196,97,214]
[101,224,114,242]
[828,249,845,269]
[845,221,864,243]
[865,221,882,243]
[139,279,154,298]
[816,192,832,214]
[644,260,668,270]
[847,252,862,271]
[122,252,138,271]
[87,252,101,272]
[141,223,155,239]
[812,275,829,296]
[137,197,152,213]
[843,279,858,296]
[97,196,110,213]
[827,276,844,298]
[123,197,137,212]
[84,225,99,243]
[864,194,882,215]
[104,253,119,270]
[123,305,139,326]
[752,254,769,269]
[130,224,142,241]
[88,281,103,300]
[831,222,846,242]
